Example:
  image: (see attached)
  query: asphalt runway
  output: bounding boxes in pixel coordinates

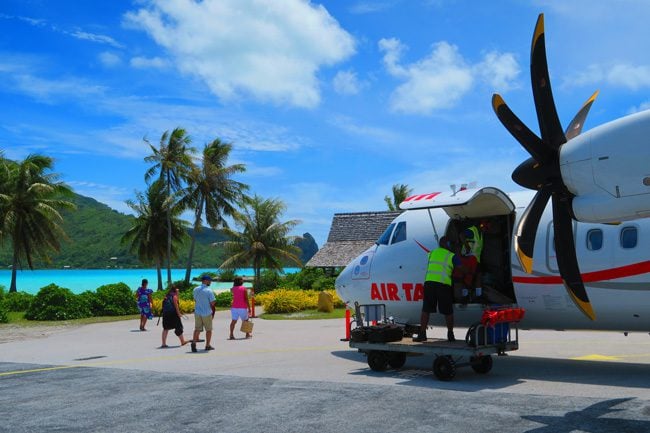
[1,312,649,432]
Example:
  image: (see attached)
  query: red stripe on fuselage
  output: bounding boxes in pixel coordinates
[512,260,650,284]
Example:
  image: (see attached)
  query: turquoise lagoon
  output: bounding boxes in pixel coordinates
[0,268,300,295]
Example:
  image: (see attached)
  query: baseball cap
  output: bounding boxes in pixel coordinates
[201,274,212,282]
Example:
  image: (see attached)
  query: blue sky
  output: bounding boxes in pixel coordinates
[2,1,650,248]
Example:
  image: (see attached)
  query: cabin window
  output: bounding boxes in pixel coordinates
[586,229,603,251]
[391,221,407,244]
[620,226,638,249]
[377,223,395,245]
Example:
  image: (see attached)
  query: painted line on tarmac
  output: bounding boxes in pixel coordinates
[0,345,344,377]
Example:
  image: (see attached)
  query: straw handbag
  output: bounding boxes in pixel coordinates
[240,319,254,334]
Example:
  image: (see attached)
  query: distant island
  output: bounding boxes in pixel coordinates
[0,193,318,269]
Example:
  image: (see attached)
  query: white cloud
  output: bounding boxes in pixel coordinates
[332,70,363,95]
[69,30,123,49]
[8,74,105,103]
[349,1,396,14]
[475,51,520,91]
[130,56,170,69]
[565,63,650,90]
[379,38,519,115]
[379,39,473,114]
[99,51,121,67]
[124,0,355,108]
[67,181,132,214]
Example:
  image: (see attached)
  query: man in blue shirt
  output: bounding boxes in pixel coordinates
[191,275,216,352]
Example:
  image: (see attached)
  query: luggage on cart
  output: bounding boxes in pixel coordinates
[465,322,509,347]
[367,324,404,343]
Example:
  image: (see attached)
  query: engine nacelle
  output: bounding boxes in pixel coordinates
[560,109,650,223]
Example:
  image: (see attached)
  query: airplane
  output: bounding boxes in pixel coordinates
[334,14,650,334]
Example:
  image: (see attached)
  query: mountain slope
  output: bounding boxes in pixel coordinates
[0,193,318,269]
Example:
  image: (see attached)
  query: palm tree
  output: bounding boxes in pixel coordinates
[122,180,188,291]
[181,139,249,285]
[0,154,75,292]
[384,183,412,211]
[144,128,196,287]
[220,195,302,294]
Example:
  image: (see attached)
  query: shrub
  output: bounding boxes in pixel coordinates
[283,268,335,291]
[169,279,194,293]
[93,283,139,316]
[0,303,8,323]
[215,290,233,308]
[25,284,92,321]
[256,288,344,313]
[3,291,35,312]
[151,298,194,316]
[255,270,281,293]
[216,268,236,282]
[257,289,312,314]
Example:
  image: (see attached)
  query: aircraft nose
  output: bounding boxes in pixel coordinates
[335,264,353,303]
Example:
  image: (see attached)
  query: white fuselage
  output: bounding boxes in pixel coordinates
[335,190,650,332]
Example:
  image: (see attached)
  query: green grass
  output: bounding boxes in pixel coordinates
[1,306,343,327]
[261,308,347,320]
[1,311,140,327]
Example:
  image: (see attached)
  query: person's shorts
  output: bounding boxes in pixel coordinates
[194,314,213,332]
[231,308,249,321]
[422,281,453,315]
[162,311,184,336]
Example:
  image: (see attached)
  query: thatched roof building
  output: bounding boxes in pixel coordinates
[306,211,401,272]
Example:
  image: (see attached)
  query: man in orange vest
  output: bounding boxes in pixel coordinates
[414,236,461,342]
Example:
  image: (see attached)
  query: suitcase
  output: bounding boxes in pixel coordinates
[350,326,370,342]
[367,324,403,343]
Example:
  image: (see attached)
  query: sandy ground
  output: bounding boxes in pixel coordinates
[0,322,83,344]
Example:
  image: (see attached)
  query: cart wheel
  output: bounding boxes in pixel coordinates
[432,355,456,381]
[367,351,389,372]
[388,352,407,369]
[470,355,493,374]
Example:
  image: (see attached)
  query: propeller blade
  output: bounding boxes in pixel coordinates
[530,14,566,149]
[515,188,551,273]
[551,196,596,320]
[565,90,599,140]
[492,94,549,162]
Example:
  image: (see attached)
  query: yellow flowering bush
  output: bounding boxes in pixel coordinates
[255,289,344,314]
[151,298,195,316]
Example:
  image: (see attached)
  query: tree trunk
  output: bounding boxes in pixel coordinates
[253,257,261,295]
[165,170,172,288]
[156,257,163,291]
[184,195,204,285]
[9,250,18,293]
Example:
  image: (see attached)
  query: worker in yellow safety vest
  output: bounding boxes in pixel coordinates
[413,236,461,342]
[462,225,484,263]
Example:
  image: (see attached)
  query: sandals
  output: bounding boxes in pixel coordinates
[228,336,235,340]
[159,344,169,348]
[205,346,215,351]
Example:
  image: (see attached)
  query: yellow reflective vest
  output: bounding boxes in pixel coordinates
[465,225,483,263]
[425,247,454,285]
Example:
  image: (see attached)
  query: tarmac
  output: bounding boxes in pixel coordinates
[1,310,650,432]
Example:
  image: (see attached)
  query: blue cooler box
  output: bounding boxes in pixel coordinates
[486,322,510,344]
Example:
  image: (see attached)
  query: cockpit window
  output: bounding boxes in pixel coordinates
[391,221,407,244]
[377,223,395,245]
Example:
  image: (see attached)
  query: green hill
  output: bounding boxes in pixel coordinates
[0,193,318,269]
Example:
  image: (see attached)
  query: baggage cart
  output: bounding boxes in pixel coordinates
[349,303,520,381]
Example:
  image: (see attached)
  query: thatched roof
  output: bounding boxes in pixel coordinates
[306,211,401,268]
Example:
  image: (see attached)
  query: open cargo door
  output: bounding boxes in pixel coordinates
[399,187,515,217]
